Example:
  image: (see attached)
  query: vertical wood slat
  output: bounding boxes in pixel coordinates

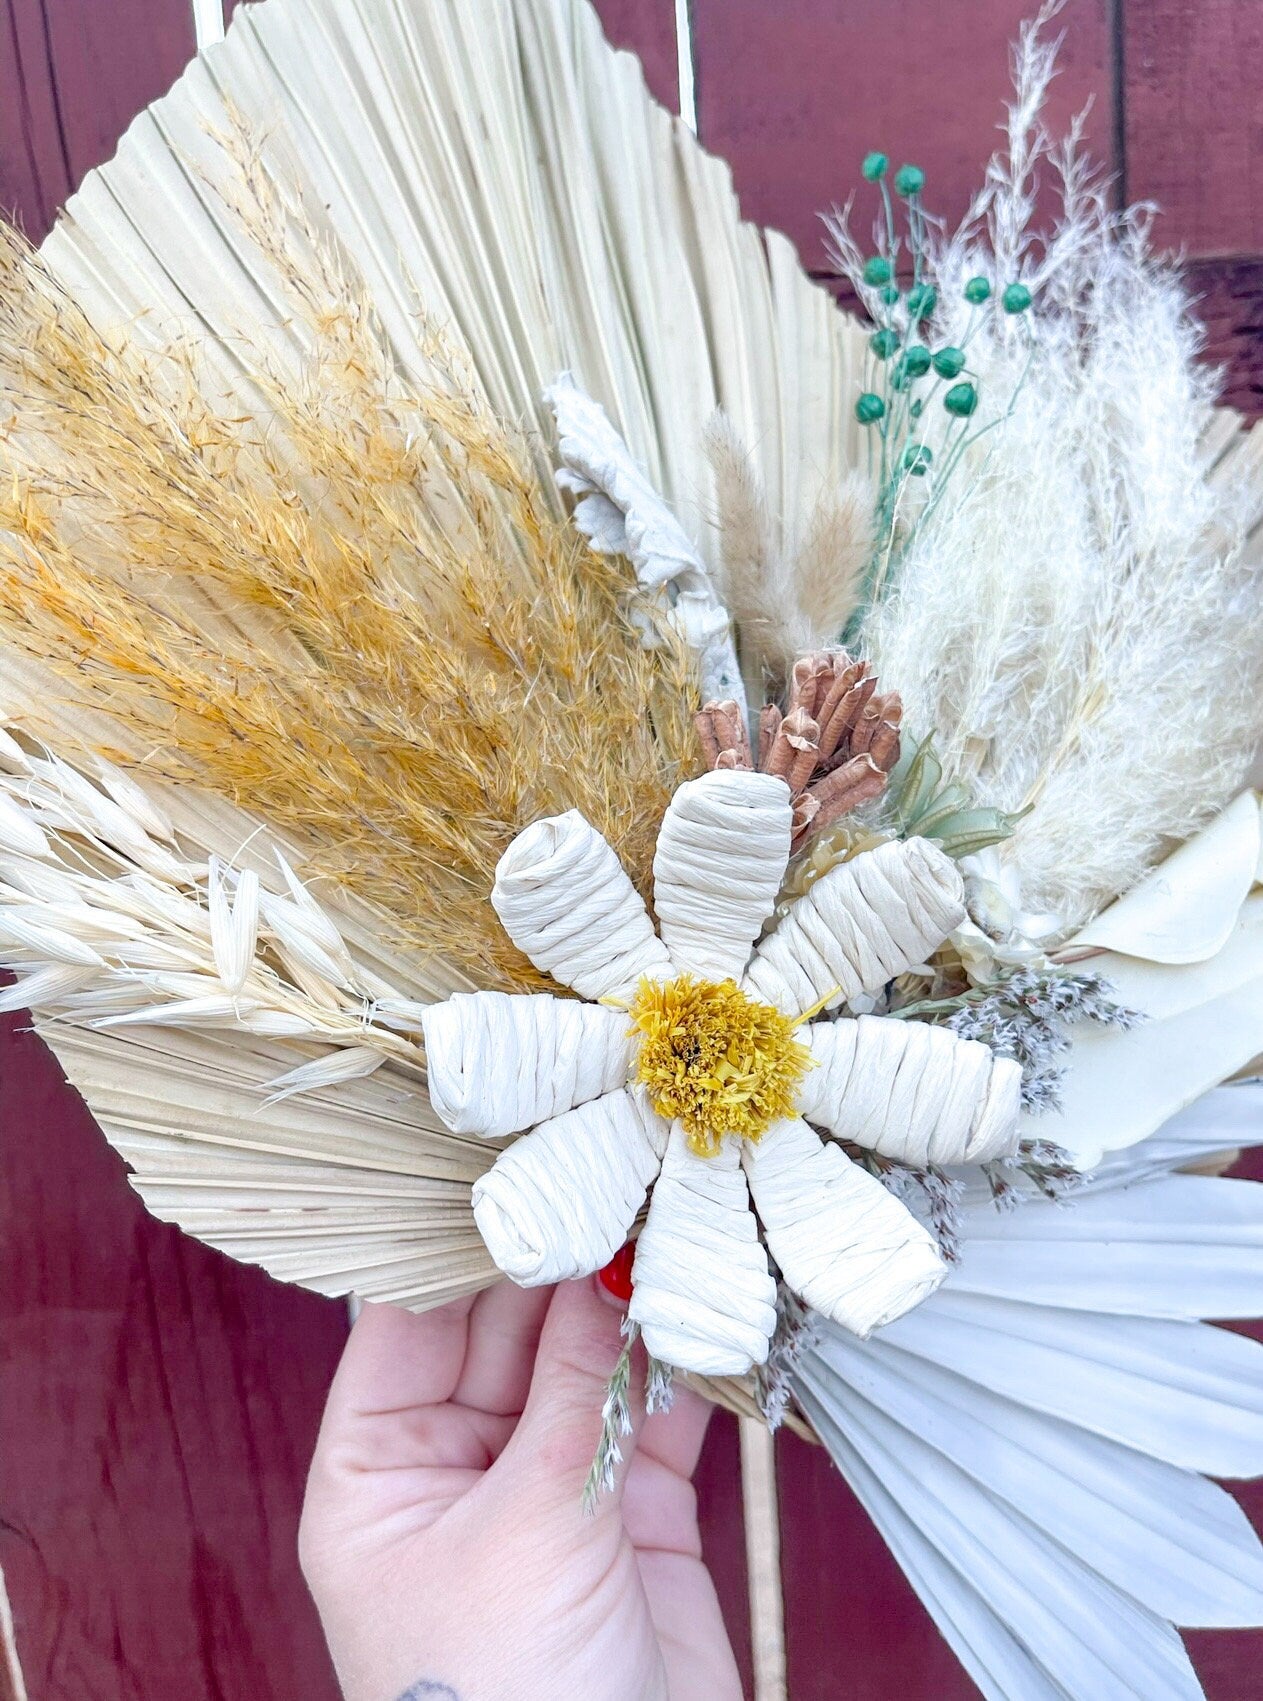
[0,1016,348,1701]
[1122,0,1263,256]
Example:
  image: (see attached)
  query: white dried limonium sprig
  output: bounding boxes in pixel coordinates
[420,766,1023,1377]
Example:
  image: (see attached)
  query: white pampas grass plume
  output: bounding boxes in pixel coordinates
[794,473,874,641]
[834,7,1263,935]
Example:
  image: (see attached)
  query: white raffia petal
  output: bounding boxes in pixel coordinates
[652,770,792,980]
[420,990,632,1139]
[799,1015,1023,1166]
[744,836,966,1015]
[629,1124,777,1375]
[546,375,746,715]
[471,1088,665,1286]
[491,809,670,1000]
[743,1117,946,1336]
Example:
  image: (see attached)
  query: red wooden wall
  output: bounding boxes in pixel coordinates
[3,4,1263,1699]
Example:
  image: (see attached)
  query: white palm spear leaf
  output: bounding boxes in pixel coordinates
[796,1083,1263,1701]
[39,0,866,575]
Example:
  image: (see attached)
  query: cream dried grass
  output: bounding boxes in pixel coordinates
[830,9,1263,934]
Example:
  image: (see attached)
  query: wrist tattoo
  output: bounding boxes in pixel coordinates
[394,1685,460,1701]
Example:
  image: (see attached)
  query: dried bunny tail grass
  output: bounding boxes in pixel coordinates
[0,175,700,992]
[0,734,431,1100]
[703,409,793,685]
[704,412,873,690]
[793,473,874,641]
[858,12,1263,935]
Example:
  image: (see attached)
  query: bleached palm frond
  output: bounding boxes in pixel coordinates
[40,0,868,583]
[797,1082,1263,1701]
[0,0,869,1336]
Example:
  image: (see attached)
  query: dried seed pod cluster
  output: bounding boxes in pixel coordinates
[696,650,902,849]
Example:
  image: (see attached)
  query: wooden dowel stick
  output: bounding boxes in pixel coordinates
[739,1415,788,1701]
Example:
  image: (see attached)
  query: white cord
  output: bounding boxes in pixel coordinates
[191,0,226,50]
[674,0,697,133]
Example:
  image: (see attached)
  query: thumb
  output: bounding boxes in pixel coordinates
[502,1274,646,1515]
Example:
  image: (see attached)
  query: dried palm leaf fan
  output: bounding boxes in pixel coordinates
[0,0,879,1323]
[6,1,1263,1697]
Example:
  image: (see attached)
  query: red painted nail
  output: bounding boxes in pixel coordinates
[597,1241,635,1302]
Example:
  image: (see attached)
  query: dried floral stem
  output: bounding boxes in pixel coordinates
[583,1317,640,1513]
[0,735,432,1097]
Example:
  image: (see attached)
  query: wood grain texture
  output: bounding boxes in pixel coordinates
[691,0,1111,272]
[0,1015,348,1701]
[1123,0,1263,255]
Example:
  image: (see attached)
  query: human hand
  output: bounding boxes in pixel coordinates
[299,1275,743,1701]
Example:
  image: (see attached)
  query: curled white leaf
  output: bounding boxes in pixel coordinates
[546,374,746,717]
[743,1117,946,1336]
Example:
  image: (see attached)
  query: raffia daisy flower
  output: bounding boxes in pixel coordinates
[421,770,1021,1375]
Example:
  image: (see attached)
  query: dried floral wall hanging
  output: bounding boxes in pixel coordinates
[2,1,1263,1696]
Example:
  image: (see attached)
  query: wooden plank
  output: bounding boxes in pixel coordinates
[1185,258,1263,419]
[0,0,194,241]
[0,0,75,236]
[0,1015,349,1699]
[776,1429,975,1701]
[591,0,679,113]
[691,0,1111,272]
[1123,0,1263,256]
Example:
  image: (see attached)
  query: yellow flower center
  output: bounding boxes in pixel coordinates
[627,974,812,1158]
